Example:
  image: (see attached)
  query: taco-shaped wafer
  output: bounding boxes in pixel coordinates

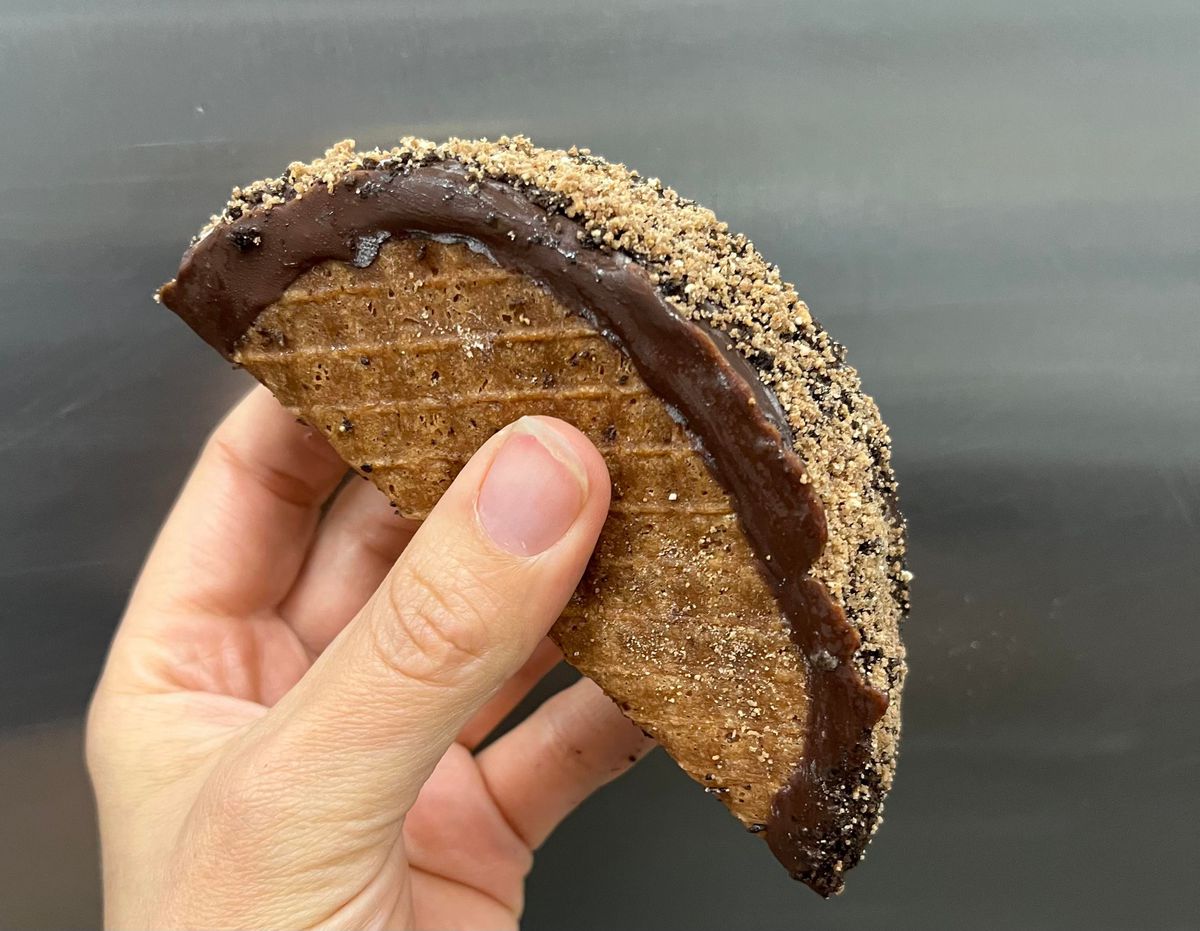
[160,136,909,896]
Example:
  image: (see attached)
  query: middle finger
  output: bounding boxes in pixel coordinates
[280,476,418,655]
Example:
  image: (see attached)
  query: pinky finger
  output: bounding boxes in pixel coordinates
[475,677,655,849]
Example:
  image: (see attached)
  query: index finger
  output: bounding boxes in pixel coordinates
[130,385,348,622]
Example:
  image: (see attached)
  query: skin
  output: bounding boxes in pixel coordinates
[87,387,653,930]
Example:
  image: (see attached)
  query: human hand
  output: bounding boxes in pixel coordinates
[87,387,653,929]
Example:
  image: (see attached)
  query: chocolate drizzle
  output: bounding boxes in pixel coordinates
[159,162,888,895]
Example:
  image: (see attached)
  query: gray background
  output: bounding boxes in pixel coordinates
[2,0,1198,927]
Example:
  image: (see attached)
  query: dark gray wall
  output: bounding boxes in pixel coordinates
[2,0,1197,927]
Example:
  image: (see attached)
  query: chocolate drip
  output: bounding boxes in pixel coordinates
[159,162,887,895]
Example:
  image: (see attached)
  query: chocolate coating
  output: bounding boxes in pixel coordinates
[160,161,888,894]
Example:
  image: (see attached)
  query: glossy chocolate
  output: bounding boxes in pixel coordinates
[159,161,888,895]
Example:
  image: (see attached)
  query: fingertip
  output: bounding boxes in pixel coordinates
[216,384,279,430]
[513,415,612,515]
[471,416,611,559]
[571,677,657,753]
[213,385,344,471]
[519,416,610,483]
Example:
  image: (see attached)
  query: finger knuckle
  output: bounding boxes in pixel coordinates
[371,559,493,687]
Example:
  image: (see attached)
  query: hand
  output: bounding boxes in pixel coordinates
[87,387,653,930]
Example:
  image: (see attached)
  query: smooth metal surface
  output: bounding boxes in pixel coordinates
[2,1,1197,926]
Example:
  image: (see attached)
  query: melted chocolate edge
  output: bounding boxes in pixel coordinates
[159,162,888,895]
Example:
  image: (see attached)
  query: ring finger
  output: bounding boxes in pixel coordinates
[475,677,656,848]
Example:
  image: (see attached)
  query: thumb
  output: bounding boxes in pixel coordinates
[230,416,609,835]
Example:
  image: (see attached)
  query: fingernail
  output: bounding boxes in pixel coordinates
[477,418,589,556]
